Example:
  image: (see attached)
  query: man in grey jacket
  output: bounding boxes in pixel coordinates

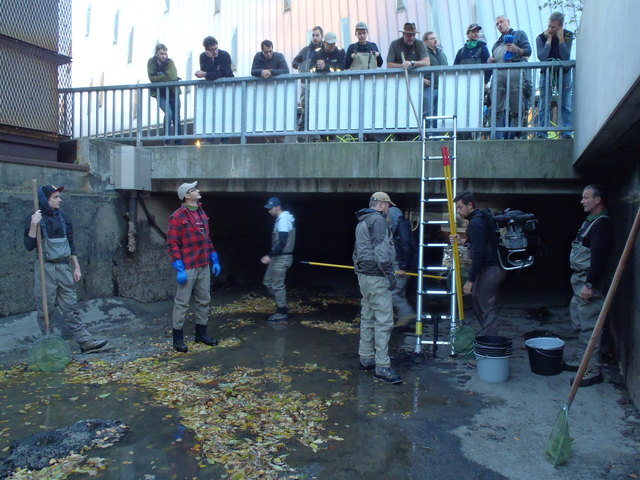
[536,12,574,139]
[488,15,532,139]
[353,192,402,384]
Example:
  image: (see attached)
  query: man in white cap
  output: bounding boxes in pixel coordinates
[260,197,296,322]
[310,32,346,72]
[353,192,402,384]
[166,181,221,352]
[24,184,108,353]
[345,21,383,70]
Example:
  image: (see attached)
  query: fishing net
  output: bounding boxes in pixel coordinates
[28,335,71,372]
[450,325,475,357]
[545,406,573,465]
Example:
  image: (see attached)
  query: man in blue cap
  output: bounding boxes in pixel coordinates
[261,197,296,321]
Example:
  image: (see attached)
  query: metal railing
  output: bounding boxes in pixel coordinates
[58,61,575,144]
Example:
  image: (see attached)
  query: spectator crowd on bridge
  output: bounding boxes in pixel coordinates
[148,12,574,143]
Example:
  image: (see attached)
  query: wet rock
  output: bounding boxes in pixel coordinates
[0,419,127,478]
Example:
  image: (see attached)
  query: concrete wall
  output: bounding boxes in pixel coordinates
[0,161,123,316]
[608,163,640,408]
[150,140,581,195]
[0,146,177,317]
[574,0,640,160]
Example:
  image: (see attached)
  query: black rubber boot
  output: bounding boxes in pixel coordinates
[195,324,218,346]
[172,329,188,353]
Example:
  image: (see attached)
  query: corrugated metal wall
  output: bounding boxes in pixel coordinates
[73,0,578,87]
[0,0,72,134]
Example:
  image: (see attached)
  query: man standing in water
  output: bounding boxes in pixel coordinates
[261,197,296,322]
[353,192,402,384]
[167,181,220,352]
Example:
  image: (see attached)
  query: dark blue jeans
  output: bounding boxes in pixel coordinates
[157,93,182,137]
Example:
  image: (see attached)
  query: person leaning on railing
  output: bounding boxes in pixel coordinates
[454,24,491,84]
[344,21,383,70]
[292,26,323,135]
[387,22,430,132]
[147,43,183,145]
[310,32,346,73]
[195,36,234,144]
[488,15,532,140]
[195,36,234,81]
[536,11,575,139]
[251,39,289,79]
[422,31,448,126]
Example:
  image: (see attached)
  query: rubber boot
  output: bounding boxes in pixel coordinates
[172,329,188,353]
[79,339,109,353]
[195,324,218,346]
[267,307,289,322]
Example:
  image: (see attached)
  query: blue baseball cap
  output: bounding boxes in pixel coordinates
[264,197,281,209]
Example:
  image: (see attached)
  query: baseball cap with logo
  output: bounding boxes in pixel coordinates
[467,23,482,33]
[177,181,198,200]
[41,185,64,198]
[371,191,396,206]
[264,197,281,209]
[324,32,337,44]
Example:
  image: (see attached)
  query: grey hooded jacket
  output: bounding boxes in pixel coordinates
[353,208,396,277]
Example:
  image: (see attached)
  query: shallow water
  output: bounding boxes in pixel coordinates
[0,293,519,479]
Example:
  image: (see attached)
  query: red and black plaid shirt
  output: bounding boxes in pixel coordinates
[166,204,215,270]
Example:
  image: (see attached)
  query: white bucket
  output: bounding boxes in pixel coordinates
[476,353,510,383]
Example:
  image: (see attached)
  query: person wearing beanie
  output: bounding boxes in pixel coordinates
[345,21,383,70]
[24,185,108,353]
[166,181,221,352]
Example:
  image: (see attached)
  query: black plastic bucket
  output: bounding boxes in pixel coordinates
[474,336,512,383]
[524,337,564,376]
[474,336,512,357]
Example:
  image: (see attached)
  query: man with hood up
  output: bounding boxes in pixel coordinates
[353,192,402,384]
[24,185,108,353]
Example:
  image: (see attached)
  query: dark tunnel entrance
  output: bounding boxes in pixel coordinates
[175,190,587,305]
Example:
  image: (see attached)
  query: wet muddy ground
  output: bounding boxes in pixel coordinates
[0,284,639,479]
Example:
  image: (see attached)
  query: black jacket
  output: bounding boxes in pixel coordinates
[24,188,76,255]
[251,51,290,78]
[199,50,234,81]
[310,46,346,72]
[466,209,499,282]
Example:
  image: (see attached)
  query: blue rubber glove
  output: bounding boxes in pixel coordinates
[171,259,187,285]
[209,252,221,277]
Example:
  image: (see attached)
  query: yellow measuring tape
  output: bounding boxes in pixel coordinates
[300,261,445,280]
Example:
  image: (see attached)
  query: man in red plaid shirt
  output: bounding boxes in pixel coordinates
[166,181,221,352]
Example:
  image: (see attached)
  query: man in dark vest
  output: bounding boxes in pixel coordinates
[565,185,613,387]
[24,185,108,353]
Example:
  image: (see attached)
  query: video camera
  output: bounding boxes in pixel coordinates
[486,208,539,271]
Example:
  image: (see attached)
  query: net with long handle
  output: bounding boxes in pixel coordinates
[28,179,71,372]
